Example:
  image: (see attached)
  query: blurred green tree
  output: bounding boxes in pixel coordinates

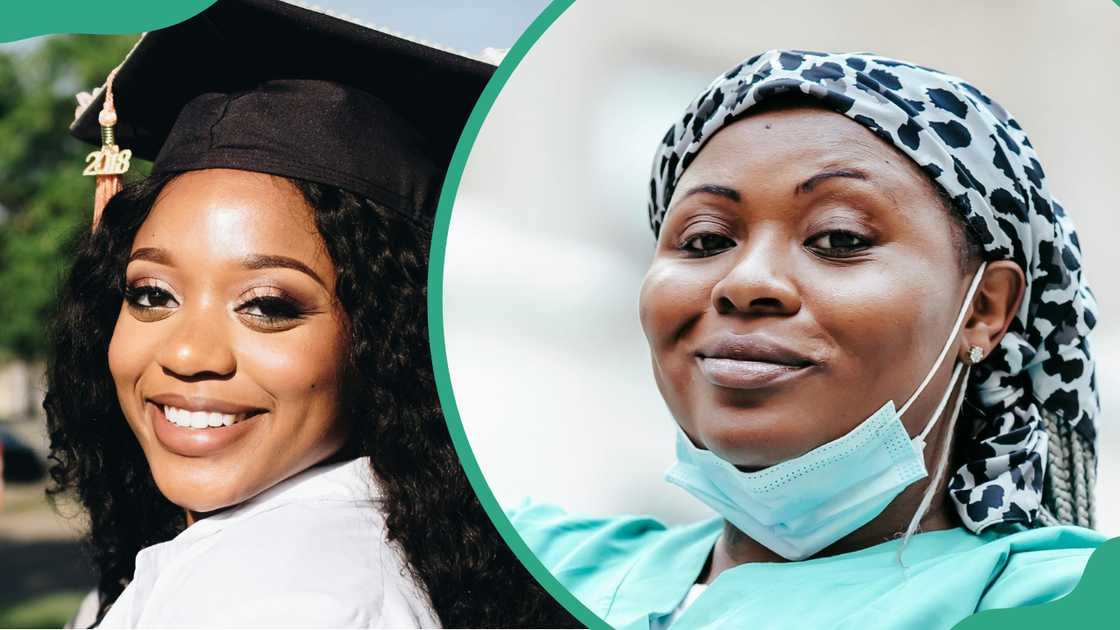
[0,35,150,360]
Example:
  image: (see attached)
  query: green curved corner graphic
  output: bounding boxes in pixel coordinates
[427,0,606,628]
[1,0,217,43]
[954,535,1119,629]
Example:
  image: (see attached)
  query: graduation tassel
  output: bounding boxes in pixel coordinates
[82,66,131,230]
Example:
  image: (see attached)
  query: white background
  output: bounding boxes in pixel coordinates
[445,0,1120,533]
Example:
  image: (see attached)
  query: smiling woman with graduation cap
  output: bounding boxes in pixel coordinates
[45,1,575,628]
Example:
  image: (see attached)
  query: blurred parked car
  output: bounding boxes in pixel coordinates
[0,423,46,482]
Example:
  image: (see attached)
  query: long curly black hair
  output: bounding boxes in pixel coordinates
[44,172,578,628]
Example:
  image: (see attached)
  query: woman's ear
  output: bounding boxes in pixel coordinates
[960,260,1025,361]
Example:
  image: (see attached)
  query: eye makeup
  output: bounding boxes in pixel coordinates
[234,286,314,332]
[124,279,181,322]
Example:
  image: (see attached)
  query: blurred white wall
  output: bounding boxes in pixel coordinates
[0,361,45,420]
[444,0,1120,533]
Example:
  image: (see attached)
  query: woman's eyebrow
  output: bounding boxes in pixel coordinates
[128,247,172,265]
[241,254,326,288]
[680,171,873,204]
[795,168,869,194]
[679,184,742,203]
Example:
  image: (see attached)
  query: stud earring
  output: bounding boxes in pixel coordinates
[968,345,984,364]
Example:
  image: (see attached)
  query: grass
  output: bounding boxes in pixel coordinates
[0,590,86,629]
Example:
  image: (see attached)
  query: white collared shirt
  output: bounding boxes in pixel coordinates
[96,457,440,628]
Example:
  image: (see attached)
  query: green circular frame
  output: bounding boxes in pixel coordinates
[424,1,607,627]
[426,1,1120,629]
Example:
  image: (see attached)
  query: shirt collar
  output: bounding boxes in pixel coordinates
[179,456,377,542]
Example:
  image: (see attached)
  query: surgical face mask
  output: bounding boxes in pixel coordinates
[665,262,987,561]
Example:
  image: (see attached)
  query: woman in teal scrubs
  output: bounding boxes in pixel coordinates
[511,50,1103,629]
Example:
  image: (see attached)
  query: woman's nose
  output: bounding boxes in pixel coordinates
[711,237,801,316]
[155,305,237,380]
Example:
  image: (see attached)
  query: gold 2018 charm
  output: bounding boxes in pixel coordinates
[83,145,132,177]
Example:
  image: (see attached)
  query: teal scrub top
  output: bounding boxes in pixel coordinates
[509,502,1105,630]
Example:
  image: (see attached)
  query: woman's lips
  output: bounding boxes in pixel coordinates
[694,333,817,390]
[696,357,814,390]
[148,401,264,458]
[148,393,264,416]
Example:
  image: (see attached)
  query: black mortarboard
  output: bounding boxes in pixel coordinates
[70,0,494,228]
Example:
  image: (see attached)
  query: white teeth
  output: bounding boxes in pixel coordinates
[161,405,246,429]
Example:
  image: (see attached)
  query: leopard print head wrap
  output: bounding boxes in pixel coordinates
[648,50,1099,532]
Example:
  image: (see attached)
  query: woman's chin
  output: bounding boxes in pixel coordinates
[167,490,247,516]
[694,414,820,470]
[706,442,791,471]
[148,461,257,515]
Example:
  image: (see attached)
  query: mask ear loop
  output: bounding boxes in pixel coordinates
[897,261,987,418]
[892,261,987,568]
[912,362,964,452]
[896,364,971,568]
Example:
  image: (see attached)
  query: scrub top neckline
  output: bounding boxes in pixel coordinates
[608,517,1000,626]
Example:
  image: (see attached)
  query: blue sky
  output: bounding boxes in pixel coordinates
[305,0,550,52]
[0,1,552,54]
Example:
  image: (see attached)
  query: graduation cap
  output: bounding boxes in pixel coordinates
[71,0,495,229]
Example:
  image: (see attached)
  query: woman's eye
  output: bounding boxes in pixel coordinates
[681,233,735,255]
[806,230,871,256]
[237,296,305,323]
[124,285,179,309]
